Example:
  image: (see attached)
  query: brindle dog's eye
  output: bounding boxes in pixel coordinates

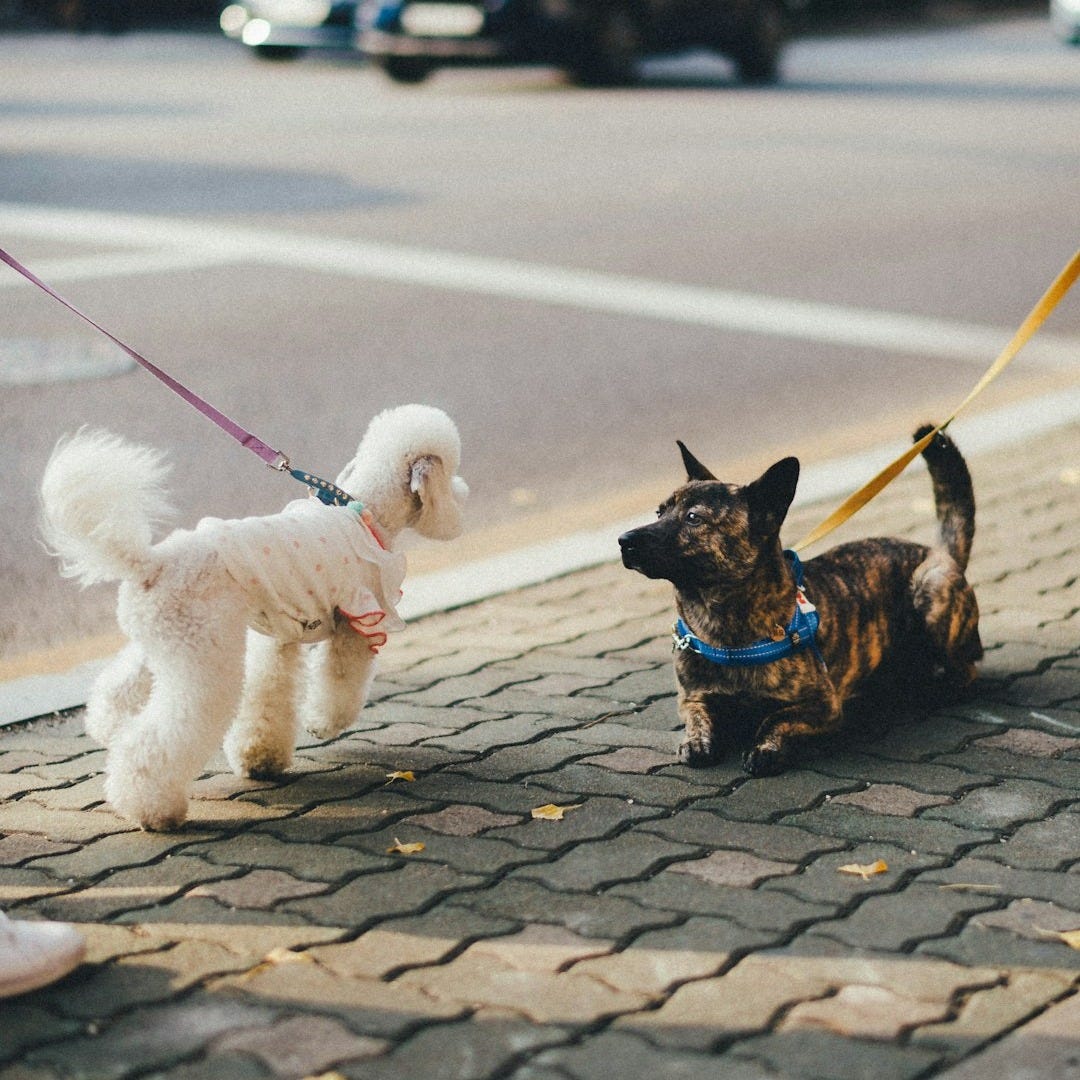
[655,506,663,519]
[685,510,703,526]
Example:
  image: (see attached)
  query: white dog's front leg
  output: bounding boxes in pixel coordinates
[85,642,152,747]
[224,632,304,779]
[303,628,378,741]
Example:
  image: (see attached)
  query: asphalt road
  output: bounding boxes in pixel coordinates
[1,11,1078,664]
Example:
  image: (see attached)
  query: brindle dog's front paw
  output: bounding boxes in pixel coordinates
[743,742,786,777]
[678,734,717,767]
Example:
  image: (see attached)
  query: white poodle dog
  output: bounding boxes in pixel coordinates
[40,404,468,831]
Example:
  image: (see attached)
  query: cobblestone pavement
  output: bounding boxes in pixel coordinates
[2,423,1077,1080]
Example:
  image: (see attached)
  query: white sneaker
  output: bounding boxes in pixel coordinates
[0,911,86,998]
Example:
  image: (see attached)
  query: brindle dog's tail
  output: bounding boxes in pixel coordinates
[914,424,975,572]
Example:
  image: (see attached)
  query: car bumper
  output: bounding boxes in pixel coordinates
[359,27,506,58]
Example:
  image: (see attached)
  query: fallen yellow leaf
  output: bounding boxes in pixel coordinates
[385,770,416,784]
[387,838,425,855]
[530,803,583,821]
[838,859,889,881]
[1034,927,1080,950]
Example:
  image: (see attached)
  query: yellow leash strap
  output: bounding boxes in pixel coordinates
[793,249,1080,554]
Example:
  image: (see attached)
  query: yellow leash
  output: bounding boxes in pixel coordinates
[792,249,1080,553]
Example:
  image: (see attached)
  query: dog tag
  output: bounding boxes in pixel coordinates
[770,624,786,642]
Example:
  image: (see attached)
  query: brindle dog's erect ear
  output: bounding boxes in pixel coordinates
[677,441,717,482]
[745,457,800,537]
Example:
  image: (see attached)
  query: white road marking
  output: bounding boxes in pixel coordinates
[1,203,1078,367]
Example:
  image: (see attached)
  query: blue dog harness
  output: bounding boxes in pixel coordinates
[672,550,825,668]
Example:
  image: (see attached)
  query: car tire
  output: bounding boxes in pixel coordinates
[566,6,641,87]
[731,0,784,85]
[252,45,304,61]
[381,56,435,83]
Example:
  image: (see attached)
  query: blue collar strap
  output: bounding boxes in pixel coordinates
[672,550,824,668]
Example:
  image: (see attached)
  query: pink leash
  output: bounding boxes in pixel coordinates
[1,245,356,507]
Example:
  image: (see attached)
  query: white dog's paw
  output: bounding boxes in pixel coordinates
[104,773,188,832]
[227,743,293,781]
[303,712,353,742]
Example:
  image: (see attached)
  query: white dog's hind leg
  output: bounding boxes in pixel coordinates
[84,643,151,747]
[104,616,247,831]
[225,633,303,779]
[303,629,378,741]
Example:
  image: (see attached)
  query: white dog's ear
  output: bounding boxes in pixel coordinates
[410,455,467,540]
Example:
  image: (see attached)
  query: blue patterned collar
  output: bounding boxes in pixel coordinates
[672,550,824,668]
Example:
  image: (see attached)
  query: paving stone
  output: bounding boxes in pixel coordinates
[0,1002,82,1063]
[731,1029,942,1080]
[0,803,135,844]
[919,856,1080,907]
[618,953,836,1048]
[780,983,951,1039]
[282,861,480,928]
[969,897,1080,942]
[921,778,1073,831]
[640,811,848,863]
[185,833,392,882]
[572,916,771,997]
[423,712,578,754]
[610,872,834,932]
[397,947,651,1024]
[449,736,598,781]
[210,1013,386,1076]
[912,969,1075,1053]
[524,761,716,808]
[27,995,279,1080]
[802,882,1002,953]
[485,794,661,851]
[933,992,1080,1079]
[33,855,235,923]
[188,868,330,910]
[830,783,953,816]
[763,843,941,907]
[525,1030,774,1080]
[342,1016,569,1080]
[564,726,678,756]
[781,803,995,856]
[213,966,466,1039]
[0,832,79,865]
[694,770,865,822]
[973,727,1080,759]
[968,807,1079,870]
[401,803,519,835]
[340,822,550,876]
[449,878,680,941]
[935,745,1080,788]
[666,850,796,888]
[511,831,699,892]
[810,752,992,796]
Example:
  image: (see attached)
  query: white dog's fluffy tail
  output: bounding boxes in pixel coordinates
[40,429,173,586]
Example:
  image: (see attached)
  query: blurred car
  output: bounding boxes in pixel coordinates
[357,0,794,85]
[1051,0,1080,44]
[220,0,359,59]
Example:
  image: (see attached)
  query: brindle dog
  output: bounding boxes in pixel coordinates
[619,426,982,777]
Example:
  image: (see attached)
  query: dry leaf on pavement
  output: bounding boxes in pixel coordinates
[530,803,582,821]
[1034,927,1080,950]
[837,859,889,881]
[387,838,425,855]
[385,770,416,784]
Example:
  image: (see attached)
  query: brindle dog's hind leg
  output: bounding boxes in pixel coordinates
[911,550,983,692]
[745,686,842,777]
